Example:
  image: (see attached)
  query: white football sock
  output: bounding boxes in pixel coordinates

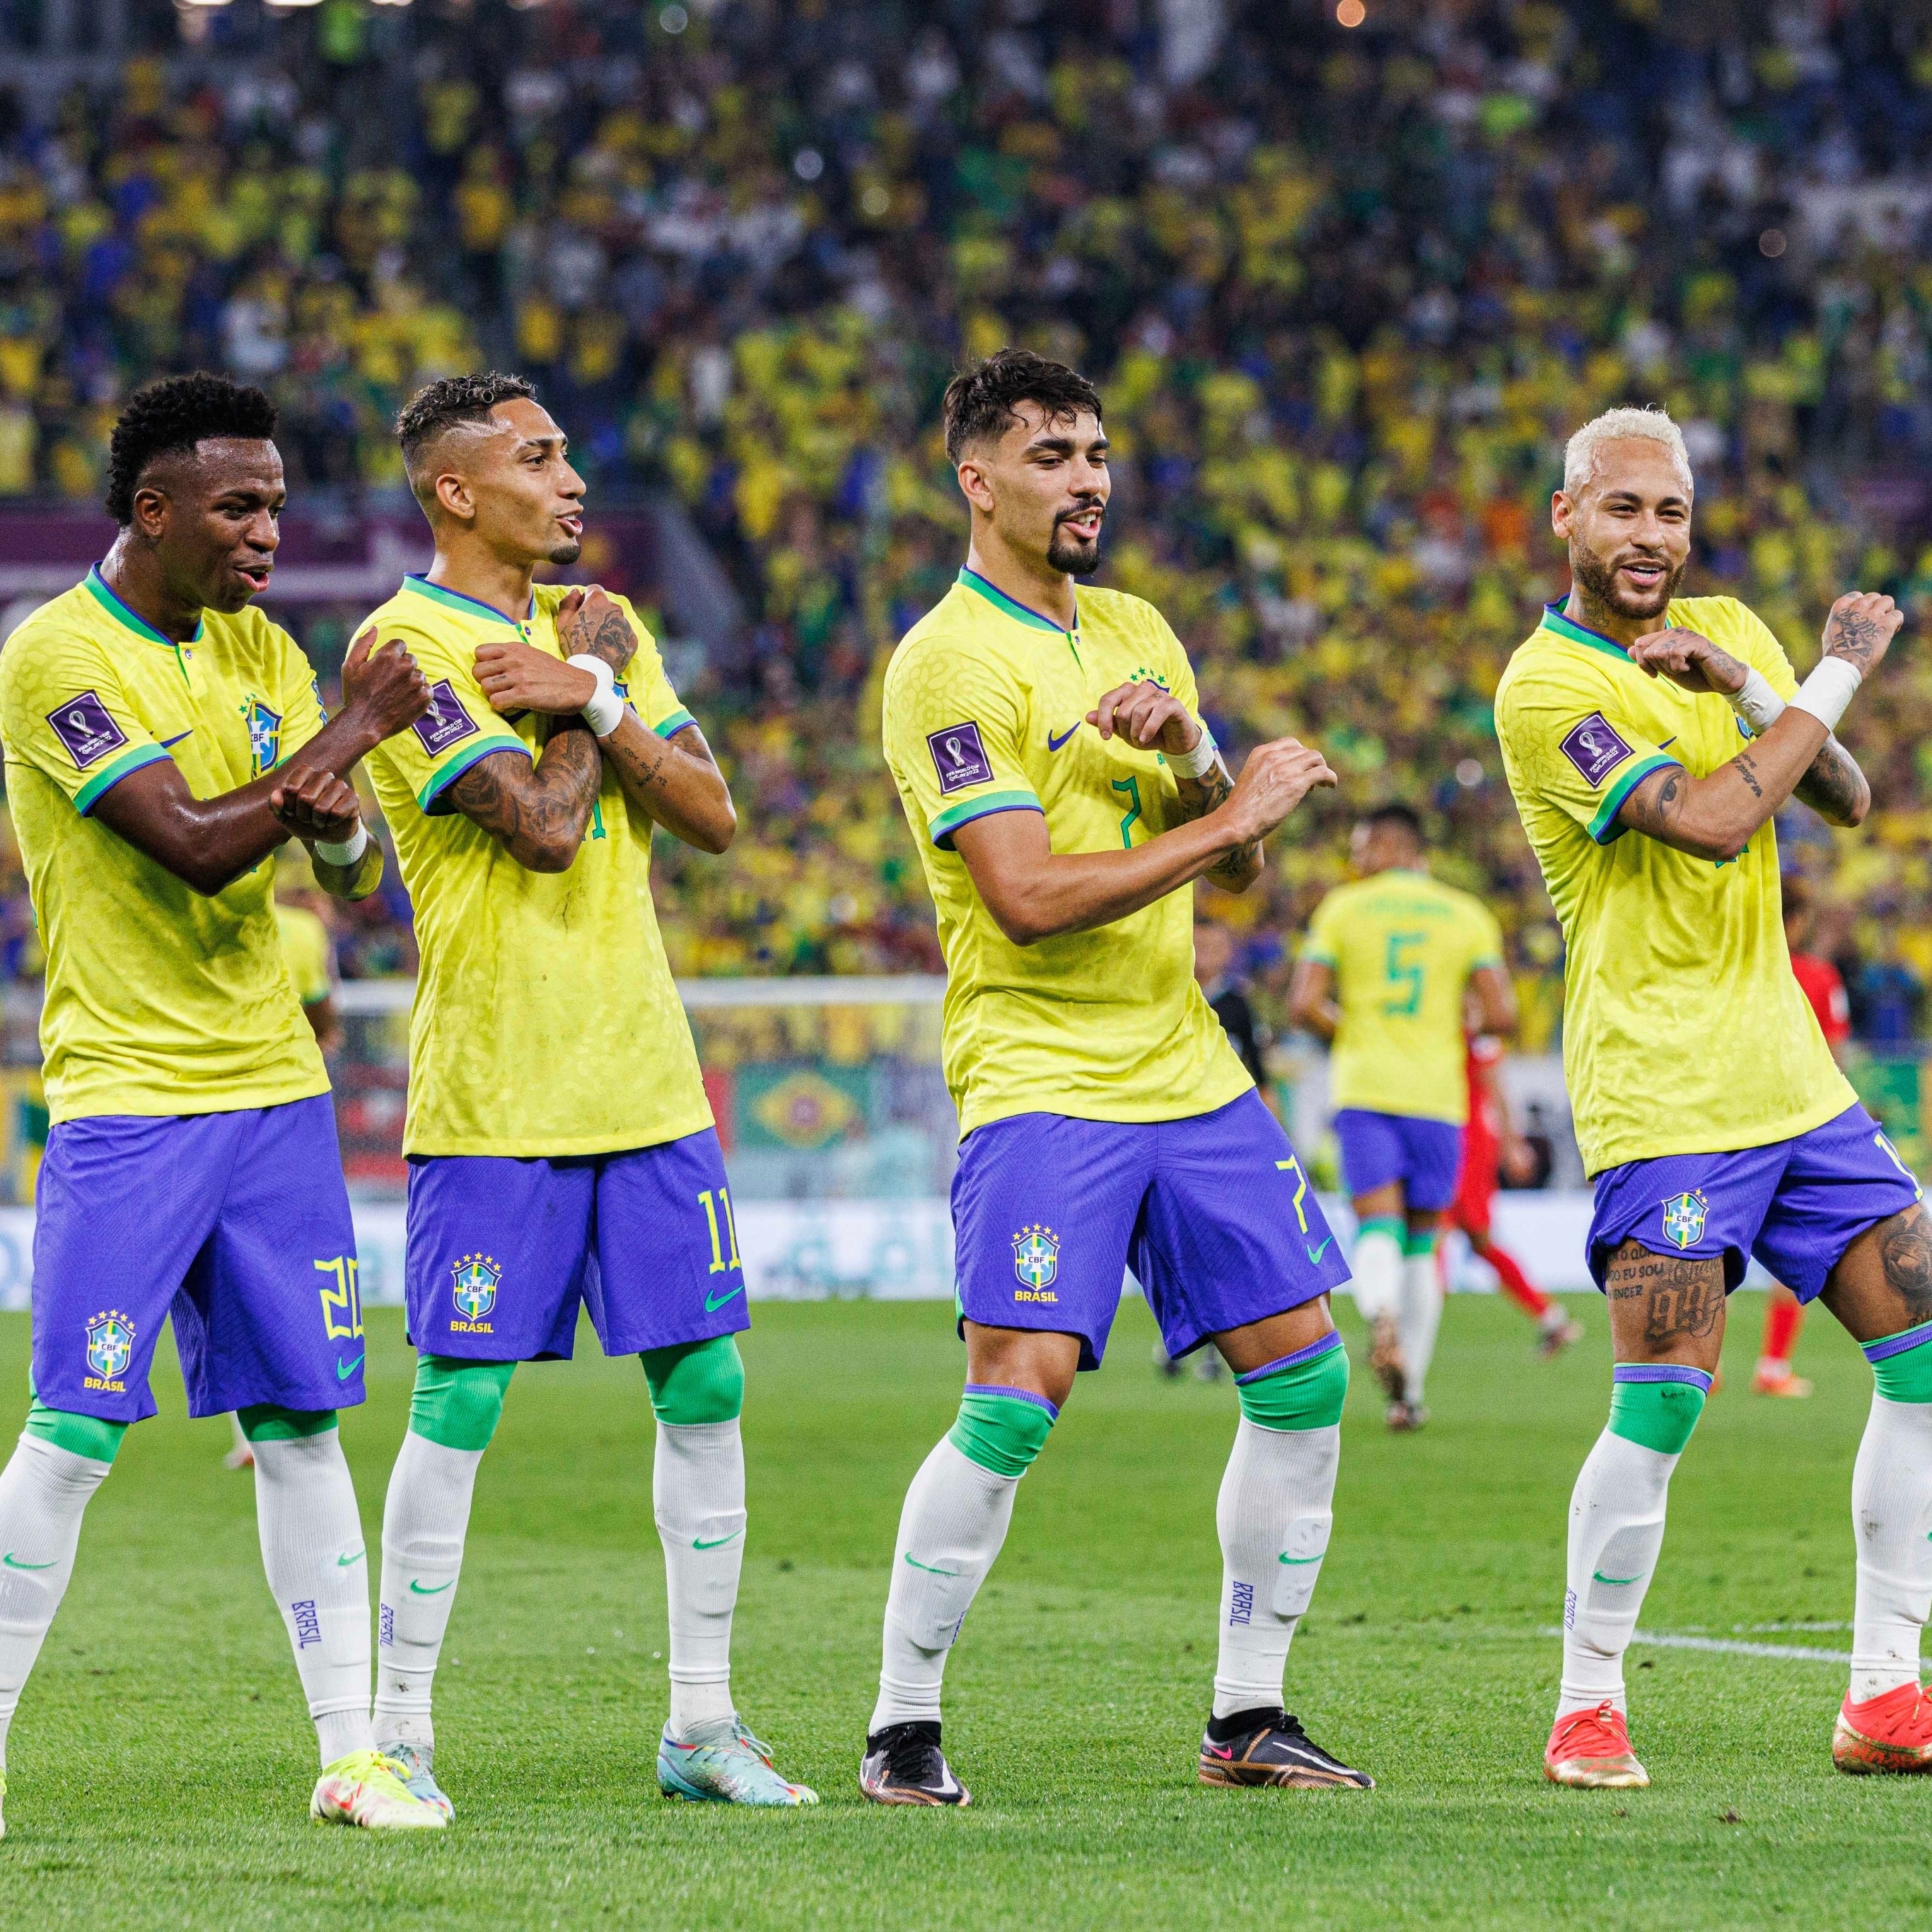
[1850,1391,1932,1704]
[251,1428,376,1767]
[871,1437,1018,1733]
[0,1433,112,1771]
[1558,1428,1679,1716]
[653,1419,747,1738]
[373,1429,485,1750]
[1212,1416,1337,1718]
[1398,1247,1443,1406]
[1349,1225,1401,1327]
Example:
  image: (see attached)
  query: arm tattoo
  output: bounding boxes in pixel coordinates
[1617,765,1684,840]
[1825,610,1883,671]
[1604,1238,1726,1343]
[558,601,636,675]
[1793,735,1869,827]
[1178,760,1258,882]
[446,729,602,867]
[1733,750,1764,799]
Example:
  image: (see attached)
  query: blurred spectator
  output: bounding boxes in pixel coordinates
[1194,918,1267,1086]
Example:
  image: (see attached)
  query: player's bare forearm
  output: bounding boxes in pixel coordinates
[1175,760,1262,890]
[1286,959,1339,1040]
[311,840,386,902]
[1471,963,1518,1037]
[1792,734,1869,827]
[446,731,603,873]
[1617,706,1829,862]
[598,716,735,854]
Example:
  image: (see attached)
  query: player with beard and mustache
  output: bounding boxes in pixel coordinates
[1496,407,1932,1790]
[867,350,1369,1805]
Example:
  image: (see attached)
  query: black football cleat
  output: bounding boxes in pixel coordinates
[859,1721,972,1806]
[1198,1708,1374,1790]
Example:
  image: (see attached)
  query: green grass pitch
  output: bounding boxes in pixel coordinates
[0,1291,1922,1929]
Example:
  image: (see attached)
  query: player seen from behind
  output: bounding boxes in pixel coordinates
[871,349,1366,1805]
[0,374,442,1834]
[359,373,814,1815]
[1289,805,1517,1427]
[1495,405,1930,1789]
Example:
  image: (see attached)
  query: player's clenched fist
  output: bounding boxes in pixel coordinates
[1222,736,1337,840]
[1086,678,1201,758]
[340,625,432,736]
[1821,590,1903,679]
[268,764,362,844]
[475,639,599,716]
[1628,625,1748,696]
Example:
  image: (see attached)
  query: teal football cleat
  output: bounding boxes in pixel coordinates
[377,1740,454,1821]
[657,1716,818,1806]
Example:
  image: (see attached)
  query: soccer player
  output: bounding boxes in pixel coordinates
[0,373,442,1834]
[869,349,1365,1805]
[1496,405,1931,1788]
[1448,1032,1581,1358]
[1288,806,1516,1427]
[359,373,813,1815]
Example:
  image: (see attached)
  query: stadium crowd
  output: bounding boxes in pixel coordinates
[3,1,1932,1049]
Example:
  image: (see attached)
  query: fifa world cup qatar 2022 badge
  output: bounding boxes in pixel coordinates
[927,721,994,795]
[83,1309,135,1392]
[450,1253,500,1334]
[1661,1190,1709,1251]
[1012,1224,1060,1304]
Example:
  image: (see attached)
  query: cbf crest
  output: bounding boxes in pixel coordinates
[1012,1223,1060,1303]
[83,1308,135,1390]
[241,696,282,778]
[450,1253,500,1329]
[1660,1191,1708,1251]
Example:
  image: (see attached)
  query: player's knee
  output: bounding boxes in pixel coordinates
[1868,1323,1932,1404]
[948,1383,1057,1477]
[409,1356,514,1452]
[1235,1332,1349,1431]
[641,1335,744,1426]
[237,1404,339,1443]
[23,1399,127,1465]
[1606,1366,1710,1456]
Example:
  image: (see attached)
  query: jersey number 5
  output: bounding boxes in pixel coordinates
[1383,932,1427,1016]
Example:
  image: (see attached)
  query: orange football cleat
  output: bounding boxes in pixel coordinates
[1750,1364,1812,1398]
[1544,1701,1649,1788]
[1833,1683,1932,1774]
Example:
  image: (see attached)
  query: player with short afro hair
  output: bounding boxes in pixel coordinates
[103,373,278,527]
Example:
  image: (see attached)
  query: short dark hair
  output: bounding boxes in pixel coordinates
[104,373,277,525]
[396,372,537,474]
[941,349,1102,467]
[1362,802,1425,844]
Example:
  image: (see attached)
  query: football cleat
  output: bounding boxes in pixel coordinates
[1537,1317,1585,1359]
[859,1721,970,1806]
[376,1740,453,1821]
[1198,1708,1373,1790]
[310,1750,448,1829]
[1544,1701,1648,1788]
[1385,1399,1428,1431]
[1751,1365,1812,1398]
[658,1716,817,1806]
[1367,1314,1406,1404]
[1833,1683,1932,1774]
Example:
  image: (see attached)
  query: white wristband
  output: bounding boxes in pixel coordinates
[569,654,625,737]
[313,823,369,868]
[1726,667,1786,737]
[1169,723,1219,780]
[1788,656,1862,734]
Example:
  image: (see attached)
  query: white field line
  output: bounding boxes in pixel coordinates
[1541,1627,1851,1663]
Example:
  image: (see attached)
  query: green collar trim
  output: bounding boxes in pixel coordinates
[86,566,203,648]
[403,574,532,627]
[958,568,1073,638]
[1540,602,1631,661]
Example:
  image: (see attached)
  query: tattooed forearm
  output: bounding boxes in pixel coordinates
[1605,1238,1727,1343]
[1617,766,1685,841]
[445,731,603,873]
[557,599,637,676]
[1792,735,1870,827]
[1825,610,1884,672]
[1178,759,1261,885]
[1733,750,1764,799]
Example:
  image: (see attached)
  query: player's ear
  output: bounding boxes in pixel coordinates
[130,482,170,542]
[433,470,476,525]
[956,455,995,516]
[1550,489,1573,538]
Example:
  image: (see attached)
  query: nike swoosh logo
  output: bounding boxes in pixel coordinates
[1593,1571,1643,1585]
[2,1552,56,1570]
[694,1530,743,1551]
[1047,724,1080,751]
[336,1354,364,1380]
[1658,737,1677,750]
[409,1578,455,1595]
[902,1553,958,1576]
[704,1283,745,1313]
[1305,1238,1333,1264]
[337,1549,366,1568]
[159,730,194,748]
[1279,1552,1327,1564]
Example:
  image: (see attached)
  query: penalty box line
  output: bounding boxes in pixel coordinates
[1539,1627,1851,1664]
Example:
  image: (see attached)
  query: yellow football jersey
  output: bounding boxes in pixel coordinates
[274,902,334,1007]
[0,567,330,1122]
[1302,871,1503,1125]
[362,574,711,1158]
[1495,596,1854,1173]
[882,569,1251,1136]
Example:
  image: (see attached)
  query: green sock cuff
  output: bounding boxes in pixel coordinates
[1235,1339,1349,1431]
[948,1388,1057,1478]
[641,1335,745,1426]
[1868,1325,1932,1404]
[24,1400,127,1463]
[1607,1379,1707,1456]
[1356,1216,1404,1243]
[238,1404,338,1443]
[408,1356,515,1452]
[1403,1228,1440,1259]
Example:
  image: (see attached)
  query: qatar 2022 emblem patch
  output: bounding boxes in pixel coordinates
[1660,1190,1708,1251]
[241,696,282,779]
[83,1308,135,1392]
[450,1253,500,1332]
[1011,1223,1060,1303]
